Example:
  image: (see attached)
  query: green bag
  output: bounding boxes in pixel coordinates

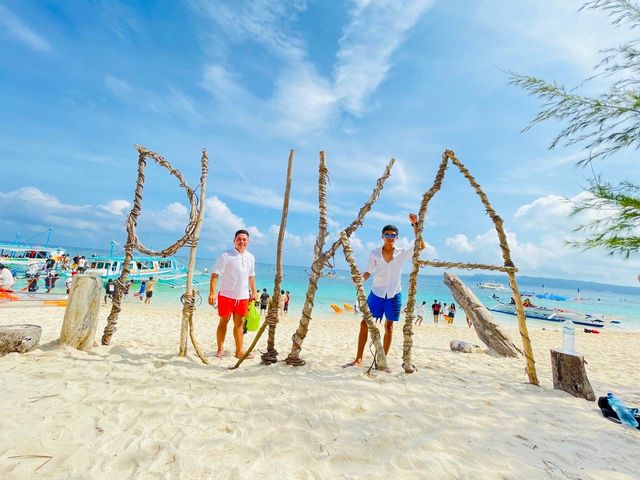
[245,301,260,332]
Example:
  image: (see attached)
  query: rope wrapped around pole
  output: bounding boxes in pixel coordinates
[417,260,517,273]
[340,232,387,371]
[101,146,208,354]
[231,150,294,369]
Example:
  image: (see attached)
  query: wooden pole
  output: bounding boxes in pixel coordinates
[179,149,209,364]
[231,149,294,369]
[339,232,387,371]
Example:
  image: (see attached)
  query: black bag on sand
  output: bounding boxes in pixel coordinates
[598,396,640,429]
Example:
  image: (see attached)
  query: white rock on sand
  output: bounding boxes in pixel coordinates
[0,302,638,479]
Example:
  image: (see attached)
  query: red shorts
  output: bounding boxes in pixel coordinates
[217,294,249,318]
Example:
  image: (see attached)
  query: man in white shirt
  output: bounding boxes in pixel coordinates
[208,229,257,359]
[344,214,424,368]
[0,263,15,292]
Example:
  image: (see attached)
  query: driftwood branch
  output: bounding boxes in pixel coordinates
[232,150,294,369]
[402,151,450,373]
[340,232,387,371]
[444,272,521,358]
[285,152,329,366]
[178,149,210,364]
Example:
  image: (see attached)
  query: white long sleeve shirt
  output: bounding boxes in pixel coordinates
[365,247,413,298]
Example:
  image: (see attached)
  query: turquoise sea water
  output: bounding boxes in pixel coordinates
[18,257,640,331]
[143,260,640,331]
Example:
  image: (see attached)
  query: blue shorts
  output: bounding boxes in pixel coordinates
[367,292,402,322]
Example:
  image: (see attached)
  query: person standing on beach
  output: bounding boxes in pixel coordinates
[259,288,270,316]
[284,291,290,313]
[344,214,424,368]
[208,229,257,359]
[448,303,456,325]
[278,289,286,316]
[104,279,116,304]
[0,263,15,292]
[77,256,87,273]
[442,303,449,323]
[431,300,440,323]
[144,277,155,304]
[415,301,426,325]
[136,280,146,301]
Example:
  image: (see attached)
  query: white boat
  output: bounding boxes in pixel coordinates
[0,242,67,274]
[476,282,506,290]
[488,302,618,328]
[84,255,209,288]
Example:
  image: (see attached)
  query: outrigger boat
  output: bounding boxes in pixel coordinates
[488,301,619,328]
[84,255,208,288]
[0,242,66,275]
[476,282,506,291]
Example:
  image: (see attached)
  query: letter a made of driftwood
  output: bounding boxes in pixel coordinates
[285,153,395,366]
[101,146,209,366]
[406,150,538,385]
[444,272,521,358]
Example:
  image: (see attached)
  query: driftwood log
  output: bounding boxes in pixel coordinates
[60,275,101,351]
[550,349,596,401]
[450,339,484,353]
[444,272,521,358]
[0,324,42,356]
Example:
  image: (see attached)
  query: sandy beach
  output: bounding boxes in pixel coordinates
[1,301,638,479]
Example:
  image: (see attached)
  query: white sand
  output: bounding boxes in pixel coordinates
[1,301,639,479]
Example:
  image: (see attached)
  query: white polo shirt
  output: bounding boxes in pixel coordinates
[365,247,413,299]
[212,249,255,300]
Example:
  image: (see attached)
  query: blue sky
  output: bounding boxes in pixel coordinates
[1,0,639,286]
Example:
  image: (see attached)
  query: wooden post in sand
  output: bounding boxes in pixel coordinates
[0,324,42,356]
[60,275,102,351]
[231,150,294,369]
[550,349,596,401]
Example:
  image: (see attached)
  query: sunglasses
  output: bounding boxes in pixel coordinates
[383,233,398,239]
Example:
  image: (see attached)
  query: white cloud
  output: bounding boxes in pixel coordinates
[203,195,263,246]
[473,1,636,75]
[194,0,433,135]
[440,192,639,285]
[445,234,473,253]
[334,0,434,115]
[0,5,51,52]
[101,199,131,215]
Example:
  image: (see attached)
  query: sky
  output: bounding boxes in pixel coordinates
[1,0,639,286]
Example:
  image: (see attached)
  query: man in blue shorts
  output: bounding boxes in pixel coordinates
[344,214,425,367]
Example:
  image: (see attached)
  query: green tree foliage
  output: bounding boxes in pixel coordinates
[509,0,640,257]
